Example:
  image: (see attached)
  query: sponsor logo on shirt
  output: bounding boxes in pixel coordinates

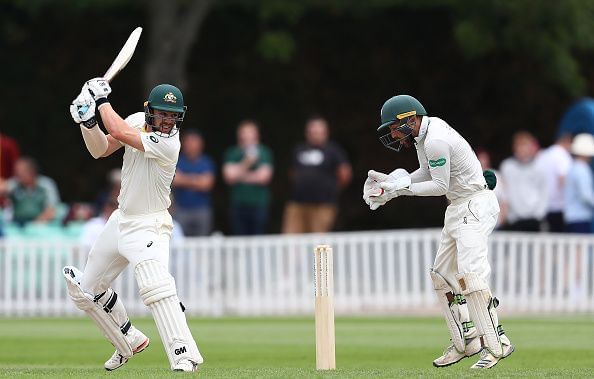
[429,158,446,167]
[298,149,324,166]
[150,136,159,143]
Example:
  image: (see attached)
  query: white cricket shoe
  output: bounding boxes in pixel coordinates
[172,358,200,372]
[104,327,150,371]
[470,343,515,369]
[433,337,482,367]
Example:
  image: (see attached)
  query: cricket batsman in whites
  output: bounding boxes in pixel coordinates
[65,78,203,371]
[363,95,514,369]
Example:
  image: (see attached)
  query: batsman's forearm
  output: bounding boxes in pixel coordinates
[80,125,108,159]
[98,104,128,140]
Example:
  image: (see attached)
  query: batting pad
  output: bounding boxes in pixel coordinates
[135,260,203,369]
[63,266,133,358]
[430,270,466,353]
[456,272,503,357]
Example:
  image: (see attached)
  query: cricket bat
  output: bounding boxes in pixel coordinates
[103,27,142,82]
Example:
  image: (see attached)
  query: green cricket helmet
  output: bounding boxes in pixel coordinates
[377,95,427,152]
[144,84,187,138]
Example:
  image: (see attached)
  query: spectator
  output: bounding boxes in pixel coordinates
[563,134,594,233]
[476,148,508,228]
[94,168,121,216]
[172,129,215,236]
[535,134,572,232]
[0,133,20,216]
[6,157,61,226]
[80,198,119,252]
[0,133,20,179]
[556,97,594,232]
[282,116,352,233]
[499,131,548,231]
[223,120,273,235]
[557,97,594,137]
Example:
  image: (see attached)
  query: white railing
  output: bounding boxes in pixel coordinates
[0,230,593,316]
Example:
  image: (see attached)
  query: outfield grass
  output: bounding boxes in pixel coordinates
[0,316,593,378]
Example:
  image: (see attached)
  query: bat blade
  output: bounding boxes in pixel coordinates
[103,27,142,83]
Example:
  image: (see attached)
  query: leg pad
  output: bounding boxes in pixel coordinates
[456,272,503,357]
[135,260,203,369]
[63,266,132,358]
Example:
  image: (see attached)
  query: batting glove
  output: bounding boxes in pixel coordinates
[85,77,111,107]
[70,91,97,128]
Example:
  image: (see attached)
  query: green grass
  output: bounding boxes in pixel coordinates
[0,316,593,378]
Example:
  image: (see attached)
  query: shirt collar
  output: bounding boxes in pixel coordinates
[414,116,429,143]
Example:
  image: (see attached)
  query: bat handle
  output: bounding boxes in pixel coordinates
[78,105,90,116]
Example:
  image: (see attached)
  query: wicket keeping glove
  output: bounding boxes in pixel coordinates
[365,170,394,210]
[379,168,412,196]
[70,91,97,129]
[365,168,412,209]
[85,77,111,108]
[363,176,384,203]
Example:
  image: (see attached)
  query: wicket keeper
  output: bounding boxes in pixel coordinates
[363,95,514,368]
[65,78,203,371]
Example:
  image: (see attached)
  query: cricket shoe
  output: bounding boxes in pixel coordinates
[470,343,515,369]
[433,337,482,367]
[104,327,150,371]
[173,358,200,372]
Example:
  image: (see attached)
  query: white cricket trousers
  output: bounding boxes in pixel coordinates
[81,209,173,295]
[433,190,499,293]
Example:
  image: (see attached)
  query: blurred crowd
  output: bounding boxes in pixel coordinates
[0,115,352,241]
[3,97,594,241]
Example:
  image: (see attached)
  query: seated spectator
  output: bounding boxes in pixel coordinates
[499,131,548,231]
[223,120,274,235]
[282,115,352,233]
[63,202,95,225]
[0,133,20,180]
[564,134,594,233]
[0,133,20,216]
[80,198,118,252]
[6,157,61,226]
[172,129,215,236]
[94,168,121,216]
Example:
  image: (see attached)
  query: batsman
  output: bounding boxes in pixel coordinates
[64,78,203,371]
[363,95,514,369]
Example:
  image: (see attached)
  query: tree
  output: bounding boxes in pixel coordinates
[145,0,212,93]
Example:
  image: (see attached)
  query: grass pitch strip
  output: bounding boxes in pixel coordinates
[0,316,593,378]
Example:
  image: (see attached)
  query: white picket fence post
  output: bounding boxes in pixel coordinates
[0,230,592,316]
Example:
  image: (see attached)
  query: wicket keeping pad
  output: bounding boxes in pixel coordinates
[456,272,503,357]
[135,259,203,369]
[63,266,133,357]
[430,270,477,353]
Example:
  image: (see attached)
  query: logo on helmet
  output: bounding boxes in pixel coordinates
[163,92,177,103]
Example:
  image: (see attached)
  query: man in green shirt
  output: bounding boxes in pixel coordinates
[223,120,273,235]
[7,157,60,225]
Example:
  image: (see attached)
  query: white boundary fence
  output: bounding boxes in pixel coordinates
[1,229,593,316]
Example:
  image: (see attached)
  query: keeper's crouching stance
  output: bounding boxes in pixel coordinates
[65,78,203,371]
[364,95,514,369]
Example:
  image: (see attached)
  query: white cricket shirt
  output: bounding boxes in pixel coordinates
[409,116,486,202]
[535,144,571,213]
[117,112,180,215]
